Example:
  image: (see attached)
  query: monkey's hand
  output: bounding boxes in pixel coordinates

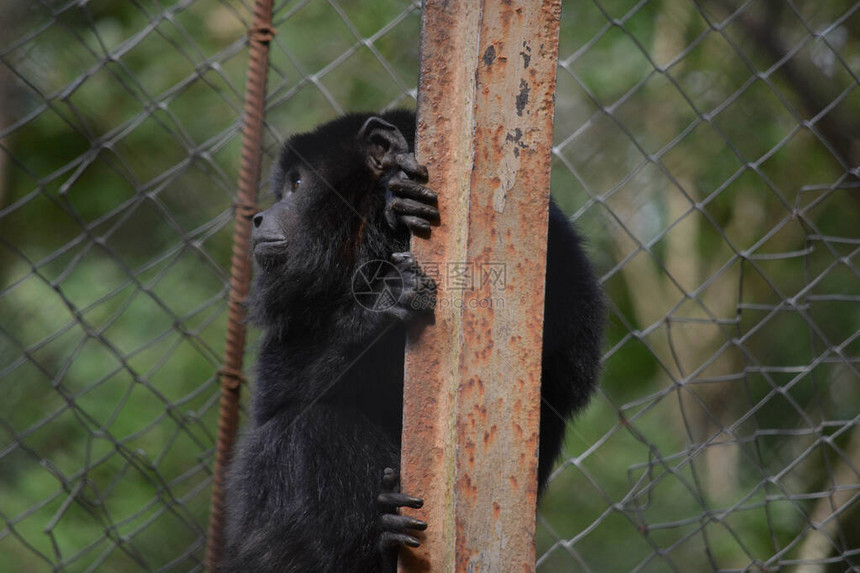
[384,154,439,236]
[378,252,436,322]
[377,467,426,553]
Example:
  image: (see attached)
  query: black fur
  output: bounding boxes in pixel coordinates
[221,110,604,572]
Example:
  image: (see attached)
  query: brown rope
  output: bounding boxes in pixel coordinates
[205,1,275,570]
[234,201,258,218]
[217,368,246,391]
[249,25,276,44]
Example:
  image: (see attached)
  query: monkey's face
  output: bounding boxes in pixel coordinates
[251,194,295,262]
[251,153,376,270]
[251,160,333,265]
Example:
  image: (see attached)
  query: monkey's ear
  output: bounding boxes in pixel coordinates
[358,116,410,177]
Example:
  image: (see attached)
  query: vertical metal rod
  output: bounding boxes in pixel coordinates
[400,1,563,570]
[205,1,274,570]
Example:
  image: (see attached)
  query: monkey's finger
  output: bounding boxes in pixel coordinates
[390,252,415,265]
[380,531,421,549]
[377,492,424,509]
[382,306,413,322]
[401,216,432,235]
[390,198,440,222]
[381,514,428,532]
[388,179,437,204]
[382,467,400,492]
[394,154,429,183]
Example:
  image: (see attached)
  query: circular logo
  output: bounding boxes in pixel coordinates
[352,259,404,312]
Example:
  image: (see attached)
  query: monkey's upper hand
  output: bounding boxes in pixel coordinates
[377,467,426,552]
[384,154,439,236]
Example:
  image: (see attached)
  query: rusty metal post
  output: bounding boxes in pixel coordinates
[400,1,563,571]
[205,1,274,571]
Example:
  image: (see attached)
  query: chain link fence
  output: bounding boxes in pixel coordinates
[1,1,858,571]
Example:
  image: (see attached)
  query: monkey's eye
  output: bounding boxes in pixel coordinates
[289,173,302,192]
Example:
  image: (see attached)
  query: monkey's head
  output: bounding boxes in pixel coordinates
[249,111,416,322]
[251,113,416,264]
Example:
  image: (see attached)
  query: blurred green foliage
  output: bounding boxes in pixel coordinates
[1,0,858,571]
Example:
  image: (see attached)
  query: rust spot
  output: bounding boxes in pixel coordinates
[475,403,488,425]
[512,422,524,441]
[483,45,496,66]
[493,501,501,520]
[509,475,519,489]
[489,124,505,151]
[475,337,495,361]
[461,376,486,401]
[483,424,498,448]
[457,473,478,504]
[501,7,512,28]
[464,438,476,466]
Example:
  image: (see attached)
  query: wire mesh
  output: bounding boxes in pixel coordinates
[0,1,858,572]
[0,1,420,571]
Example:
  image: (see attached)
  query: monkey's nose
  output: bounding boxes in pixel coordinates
[253,214,263,228]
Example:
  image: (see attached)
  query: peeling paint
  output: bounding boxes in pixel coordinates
[515,78,530,116]
[494,148,519,213]
[520,41,531,68]
[483,44,496,66]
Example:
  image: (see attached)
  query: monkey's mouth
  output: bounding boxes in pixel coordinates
[253,238,288,258]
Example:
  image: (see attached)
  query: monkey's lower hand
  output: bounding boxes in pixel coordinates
[374,251,436,323]
[384,154,439,236]
[377,467,426,553]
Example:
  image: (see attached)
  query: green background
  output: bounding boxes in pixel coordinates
[1,1,858,571]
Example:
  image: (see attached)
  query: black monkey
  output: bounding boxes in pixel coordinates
[222,110,604,572]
